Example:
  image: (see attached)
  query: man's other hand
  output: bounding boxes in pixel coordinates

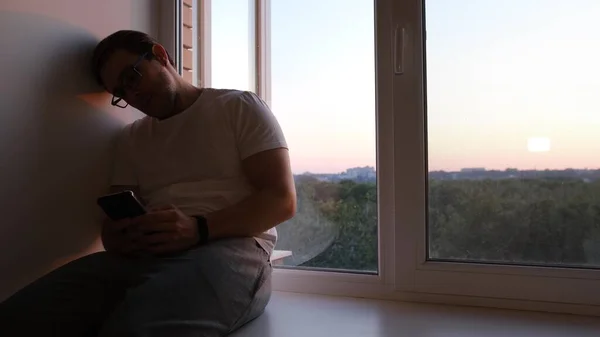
[127,205,200,255]
[101,218,141,256]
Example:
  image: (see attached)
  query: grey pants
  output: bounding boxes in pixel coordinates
[0,237,272,337]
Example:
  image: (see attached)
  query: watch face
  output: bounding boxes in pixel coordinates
[195,216,206,226]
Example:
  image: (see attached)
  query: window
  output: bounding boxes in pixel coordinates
[426,0,600,268]
[171,0,600,316]
[178,0,380,275]
[269,0,378,273]
[394,0,600,312]
[210,0,256,91]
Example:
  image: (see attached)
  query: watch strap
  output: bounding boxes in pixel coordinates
[194,215,209,245]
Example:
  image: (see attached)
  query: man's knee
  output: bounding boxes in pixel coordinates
[229,271,272,333]
[98,251,272,336]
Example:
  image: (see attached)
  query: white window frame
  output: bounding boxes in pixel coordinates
[392,0,600,314]
[162,0,600,317]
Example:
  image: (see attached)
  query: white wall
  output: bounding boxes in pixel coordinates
[0,0,159,301]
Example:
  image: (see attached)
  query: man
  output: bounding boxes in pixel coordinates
[0,30,296,337]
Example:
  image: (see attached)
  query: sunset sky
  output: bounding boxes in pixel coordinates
[210,0,600,173]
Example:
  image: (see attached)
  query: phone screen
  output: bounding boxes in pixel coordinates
[97,190,146,220]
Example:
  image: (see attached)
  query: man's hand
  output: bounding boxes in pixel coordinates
[127,205,200,255]
[101,218,141,256]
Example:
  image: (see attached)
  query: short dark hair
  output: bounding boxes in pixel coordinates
[91,30,175,87]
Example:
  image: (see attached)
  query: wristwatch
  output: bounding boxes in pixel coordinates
[194,215,210,245]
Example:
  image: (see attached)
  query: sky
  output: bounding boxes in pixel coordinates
[209,0,600,173]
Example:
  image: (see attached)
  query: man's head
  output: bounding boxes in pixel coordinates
[92,30,180,119]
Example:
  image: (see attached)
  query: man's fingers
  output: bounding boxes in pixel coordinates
[103,218,131,234]
[103,230,139,255]
[133,221,177,235]
[132,210,178,226]
[136,232,176,246]
[146,241,182,255]
[120,242,140,253]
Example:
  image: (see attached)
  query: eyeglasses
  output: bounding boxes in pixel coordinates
[111,52,150,109]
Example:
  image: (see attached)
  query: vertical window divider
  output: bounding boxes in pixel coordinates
[196,0,212,88]
[255,0,272,106]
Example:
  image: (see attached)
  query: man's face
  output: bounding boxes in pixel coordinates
[100,48,177,119]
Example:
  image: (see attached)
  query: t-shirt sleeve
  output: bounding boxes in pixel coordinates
[110,126,138,186]
[230,91,288,160]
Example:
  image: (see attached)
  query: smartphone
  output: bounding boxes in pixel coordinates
[97,190,147,221]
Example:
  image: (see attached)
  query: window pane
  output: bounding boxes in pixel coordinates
[271,0,377,272]
[211,0,255,91]
[426,0,600,268]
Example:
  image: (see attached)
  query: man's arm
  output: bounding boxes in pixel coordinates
[204,147,297,239]
[124,92,295,254]
[124,148,295,255]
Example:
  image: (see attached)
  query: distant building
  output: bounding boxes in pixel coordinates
[460,167,486,173]
[339,166,376,181]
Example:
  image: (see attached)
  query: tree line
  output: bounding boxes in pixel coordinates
[275,176,600,271]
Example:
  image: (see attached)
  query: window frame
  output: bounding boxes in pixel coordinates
[393,0,600,311]
[164,0,600,317]
[195,0,212,88]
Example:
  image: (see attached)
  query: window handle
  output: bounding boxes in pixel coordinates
[394,25,406,75]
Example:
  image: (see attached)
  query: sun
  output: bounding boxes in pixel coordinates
[527,137,551,152]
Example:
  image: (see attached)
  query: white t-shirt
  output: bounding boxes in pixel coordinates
[110,88,288,255]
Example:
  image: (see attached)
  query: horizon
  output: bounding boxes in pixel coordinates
[294,165,600,176]
[211,0,600,174]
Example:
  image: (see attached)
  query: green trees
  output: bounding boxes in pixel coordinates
[300,180,378,271]
[428,179,600,265]
[275,176,600,270]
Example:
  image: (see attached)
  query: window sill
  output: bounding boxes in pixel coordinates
[232,291,600,337]
[270,250,292,265]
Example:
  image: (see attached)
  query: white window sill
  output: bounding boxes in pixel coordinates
[270,250,292,265]
[232,291,600,337]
